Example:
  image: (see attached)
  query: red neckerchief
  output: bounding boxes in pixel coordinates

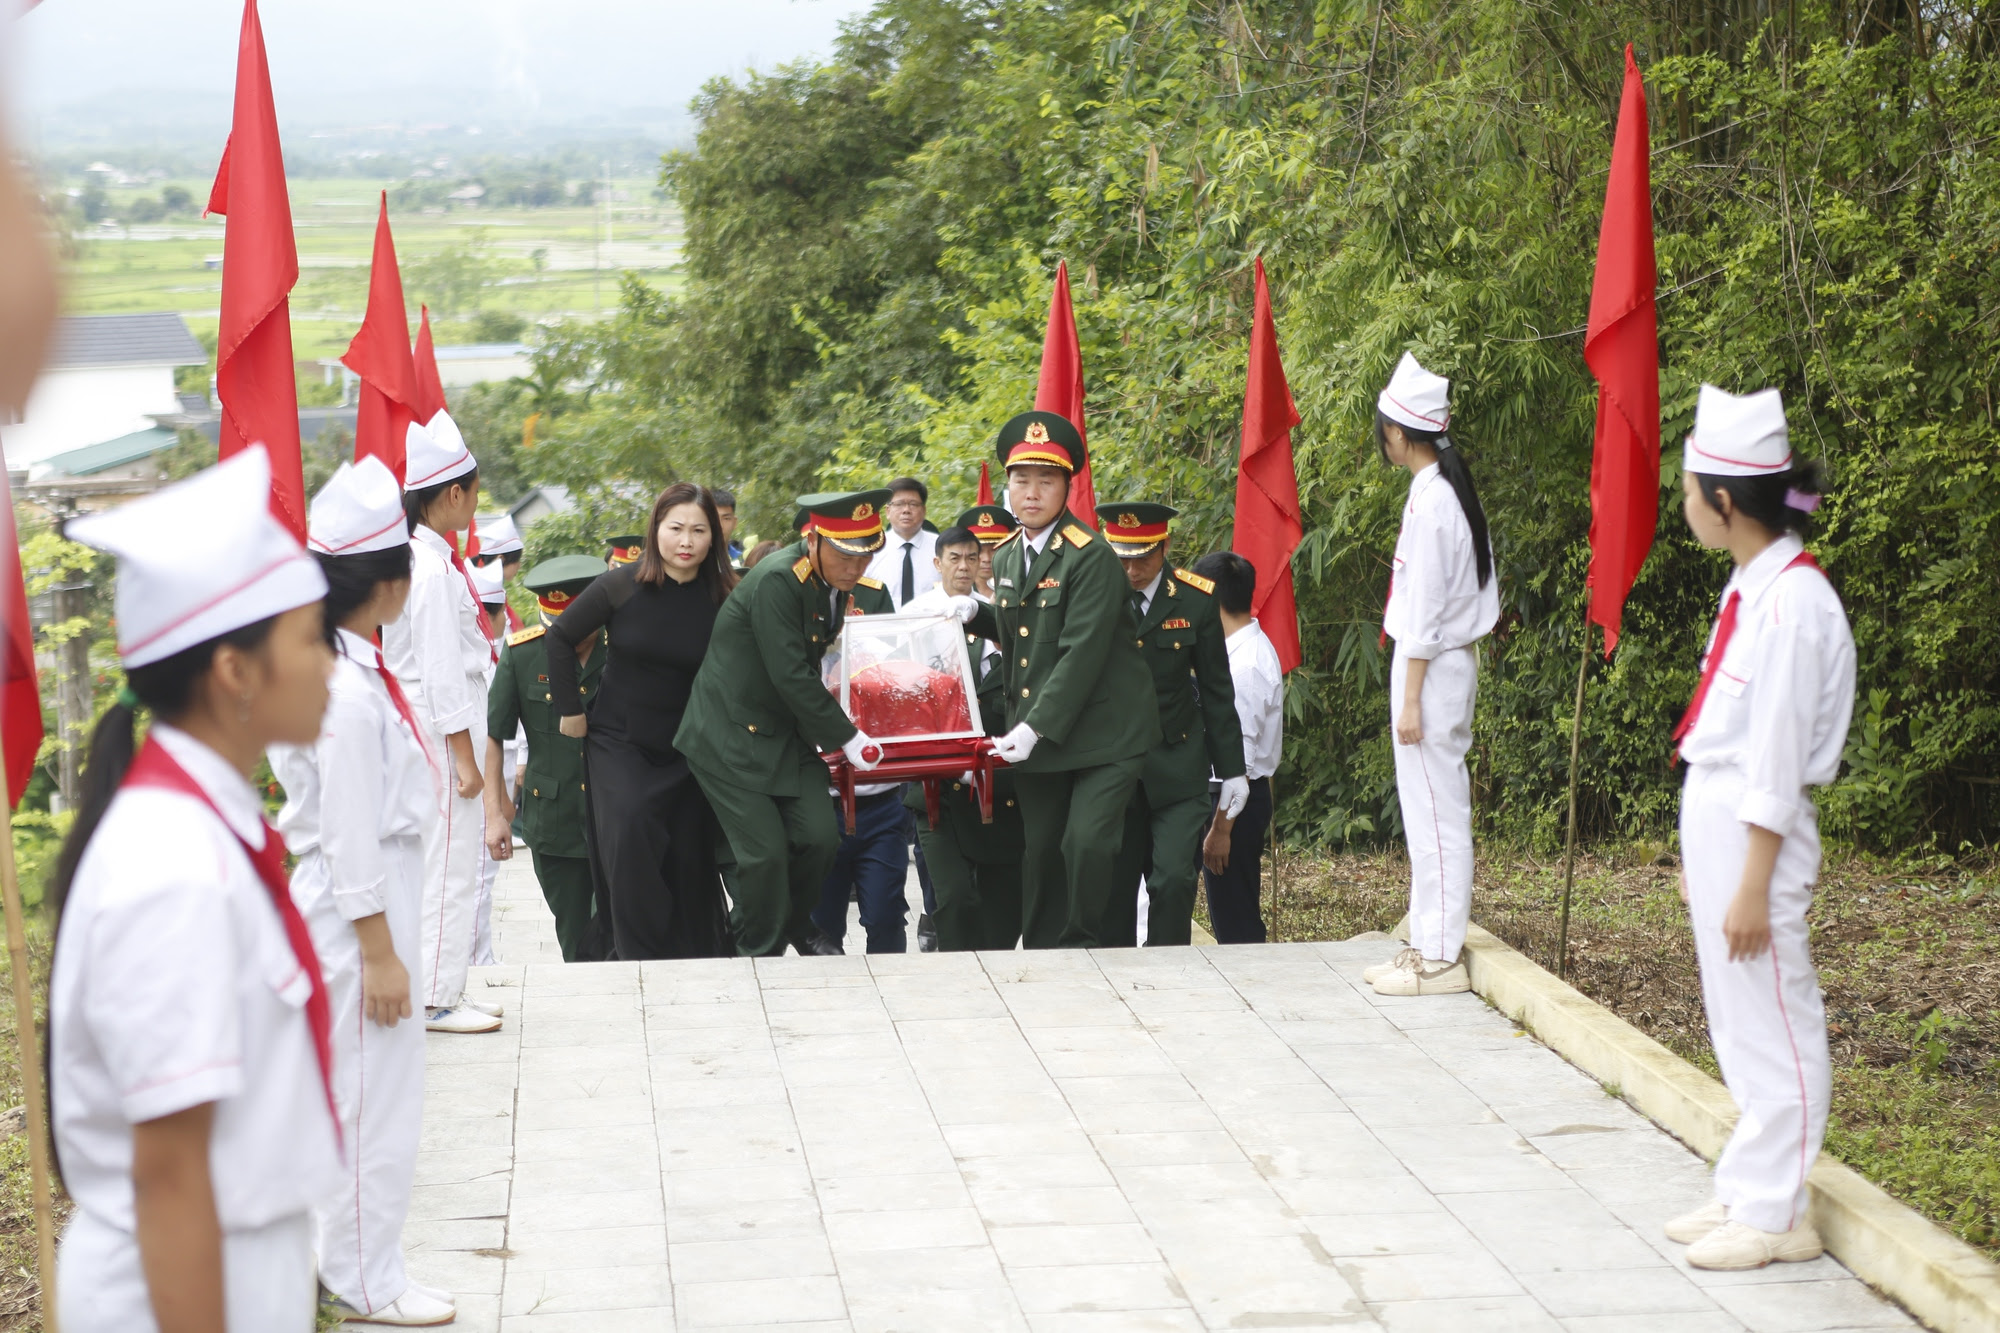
[1673,550,1821,758]
[442,533,497,659]
[504,603,523,634]
[122,736,341,1151]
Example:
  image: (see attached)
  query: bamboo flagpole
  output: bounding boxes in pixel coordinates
[1557,599,1591,979]
[0,703,59,1330]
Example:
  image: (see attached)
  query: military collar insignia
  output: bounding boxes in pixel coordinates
[793,556,814,583]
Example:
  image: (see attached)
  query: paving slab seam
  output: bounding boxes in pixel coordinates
[1456,920,2000,1333]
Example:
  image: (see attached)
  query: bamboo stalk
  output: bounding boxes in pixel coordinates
[1,703,59,1331]
[1557,598,1592,981]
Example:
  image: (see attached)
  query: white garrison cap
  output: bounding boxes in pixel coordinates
[477,512,523,555]
[405,409,477,489]
[1378,352,1451,432]
[68,446,327,669]
[469,557,508,604]
[1683,385,1792,476]
[308,456,407,555]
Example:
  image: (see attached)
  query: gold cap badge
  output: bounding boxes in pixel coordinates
[1024,421,1050,445]
[1117,513,1141,528]
[852,502,874,520]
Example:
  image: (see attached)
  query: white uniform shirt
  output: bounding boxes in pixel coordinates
[271,630,437,922]
[867,528,939,608]
[1677,534,1856,838]
[1225,621,1285,780]
[51,725,339,1233]
[1133,570,1164,617]
[382,526,488,736]
[1383,463,1500,659]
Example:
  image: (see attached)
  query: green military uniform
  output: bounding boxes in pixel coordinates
[1096,504,1246,947]
[675,491,891,957]
[966,413,1160,948]
[489,554,608,961]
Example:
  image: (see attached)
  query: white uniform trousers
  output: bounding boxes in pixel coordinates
[470,738,517,968]
[59,1207,315,1333]
[297,835,427,1314]
[1681,763,1831,1234]
[420,706,486,1009]
[1390,645,1478,963]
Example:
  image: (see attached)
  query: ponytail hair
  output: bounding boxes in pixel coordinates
[316,545,415,646]
[1375,411,1494,588]
[1693,458,1826,539]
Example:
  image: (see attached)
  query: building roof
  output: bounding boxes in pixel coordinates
[36,426,178,477]
[45,314,207,371]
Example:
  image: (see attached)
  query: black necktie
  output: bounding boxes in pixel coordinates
[1131,588,1147,622]
[901,541,915,605]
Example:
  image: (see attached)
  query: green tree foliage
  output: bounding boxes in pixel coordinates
[528,0,2000,852]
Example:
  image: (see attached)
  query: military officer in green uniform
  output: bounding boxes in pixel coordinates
[678,489,967,956]
[482,554,608,961]
[903,514,1026,950]
[966,412,1161,948]
[1097,503,1249,947]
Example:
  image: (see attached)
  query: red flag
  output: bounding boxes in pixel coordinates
[412,305,448,422]
[206,0,305,539]
[976,461,994,506]
[1231,257,1304,674]
[0,458,42,807]
[1034,261,1097,524]
[1584,44,1660,656]
[342,194,418,480]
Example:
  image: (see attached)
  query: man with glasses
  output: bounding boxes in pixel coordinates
[865,477,938,609]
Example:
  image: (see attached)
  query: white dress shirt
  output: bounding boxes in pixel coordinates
[1225,621,1285,780]
[381,526,488,736]
[51,724,339,1234]
[866,528,939,608]
[271,629,438,922]
[1677,534,1856,837]
[1382,463,1500,659]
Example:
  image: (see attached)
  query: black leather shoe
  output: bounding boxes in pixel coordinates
[793,929,845,957]
[916,913,938,953]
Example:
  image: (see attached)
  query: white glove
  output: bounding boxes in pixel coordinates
[841,730,883,772]
[1218,775,1251,821]
[947,594,980,624]
[992,722,1038,765]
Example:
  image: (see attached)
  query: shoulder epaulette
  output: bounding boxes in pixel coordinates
[506,625,547,646]
[999,527,1024,547]
[856,575,885,590]
[1174,568,1216,595]
[1063,523,1093,548]
[793,556,814,583]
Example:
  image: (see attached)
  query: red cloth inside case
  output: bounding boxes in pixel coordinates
[848,659,972,738]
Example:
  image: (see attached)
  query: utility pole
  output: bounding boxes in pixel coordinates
[49,576,92,812]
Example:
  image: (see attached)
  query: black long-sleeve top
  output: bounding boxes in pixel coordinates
[546,564,719,760]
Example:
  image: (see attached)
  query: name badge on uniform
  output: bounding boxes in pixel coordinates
[536,674,549,682]
[1161,617,1191,630]
[1036,578,1060,589]
[999,577,1015,588]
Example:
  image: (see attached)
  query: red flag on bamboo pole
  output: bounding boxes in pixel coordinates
[342,194,418,480]
[206,0,305,539]
[412,305,448,422]
[1034,261,1097,524]
[0,458,42,807]
[1231,257,1304,674]
[976,461,994,506]
[1583,44,1660,656]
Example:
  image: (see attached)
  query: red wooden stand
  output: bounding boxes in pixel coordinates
[822,735,1008,835]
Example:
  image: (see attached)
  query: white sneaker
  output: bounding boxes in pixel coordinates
[1685,1218,1824,1271]
[336,1285,457,1325]
[1664,1199,1729,1244]
[1364,947,1421,985]
[459,994,504,1018]
[405,1281,454,1307]
[1371,955,1471,996]
[425,1006,501,1034]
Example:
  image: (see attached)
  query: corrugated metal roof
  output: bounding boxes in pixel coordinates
[45,314,208,370]
[37,426,178,477]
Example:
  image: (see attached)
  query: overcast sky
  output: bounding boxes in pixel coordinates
[15,0,875,135]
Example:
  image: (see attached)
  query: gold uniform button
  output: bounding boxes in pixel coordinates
[1018,626,1030,637]
[544,692,552,701]
[1019,657,1028,668]
[1020,687,1031,698]
[1005,799,1015,807]
[531,787,541,797]
[747,724,758,733]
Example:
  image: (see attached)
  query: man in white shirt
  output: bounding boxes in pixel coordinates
[1194,552,1284,944]
[865,476,939,608]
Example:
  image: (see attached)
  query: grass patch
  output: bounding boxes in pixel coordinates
[1249,842,2000,1259]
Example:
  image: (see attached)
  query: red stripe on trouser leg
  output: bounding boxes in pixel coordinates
[1679,764,1830,1234]
[1390,646,1478,964]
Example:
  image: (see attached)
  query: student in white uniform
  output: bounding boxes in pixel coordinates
[269,458,457,1327]
[1365,352,1500,997]
[1662,385,1854,1271]
[469,557,511,967]
[49,447,340,1333]
[381,415,502,1034]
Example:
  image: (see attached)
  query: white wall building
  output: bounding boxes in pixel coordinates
[2,314,207,468]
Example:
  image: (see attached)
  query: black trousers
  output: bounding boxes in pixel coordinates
[586,729,730,960]
[1202,775,1271,944]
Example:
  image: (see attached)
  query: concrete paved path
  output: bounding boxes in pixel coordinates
[408,859,1918,1332]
